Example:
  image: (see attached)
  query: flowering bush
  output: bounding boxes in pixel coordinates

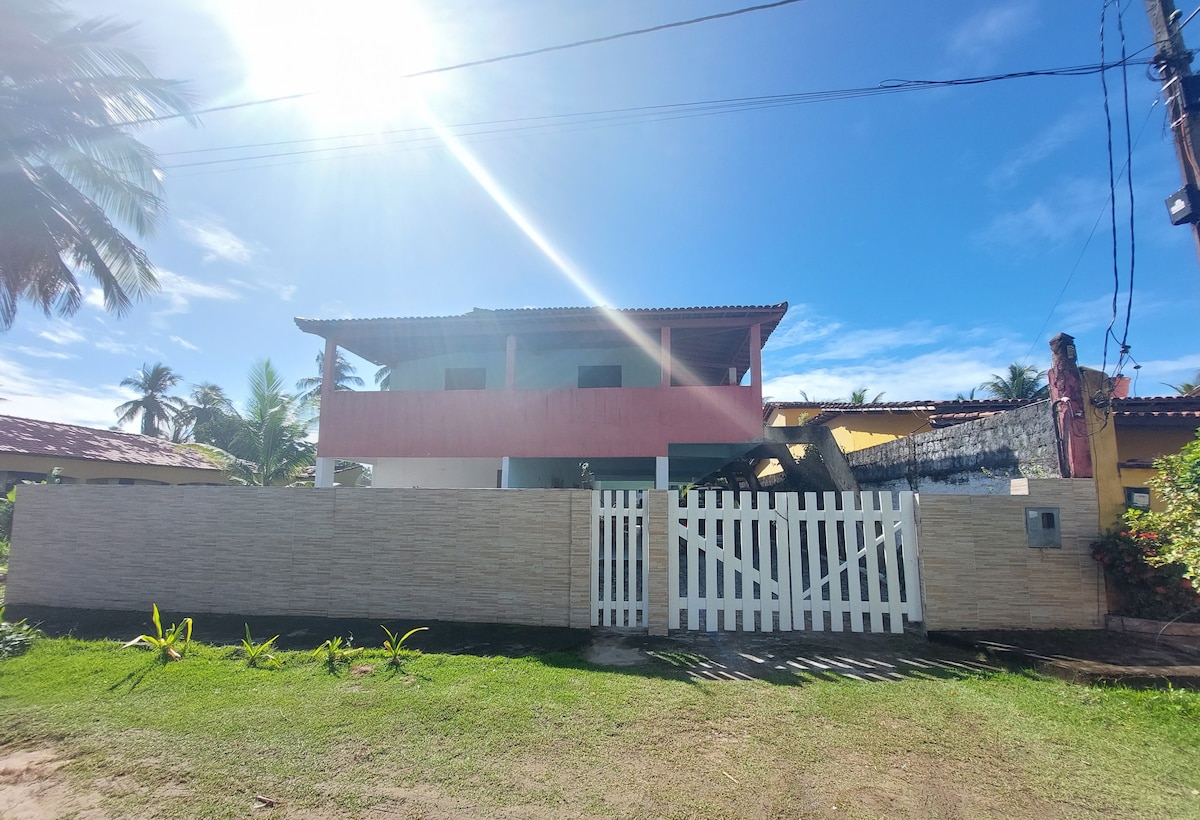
[1092,530,1200,621]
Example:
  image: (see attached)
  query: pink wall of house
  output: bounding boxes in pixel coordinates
[317,385,765,459]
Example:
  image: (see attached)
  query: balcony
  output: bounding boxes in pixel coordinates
[317,384,764,459]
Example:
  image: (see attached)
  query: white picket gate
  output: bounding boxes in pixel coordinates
[590,490,648,627]
[669,490,920,634]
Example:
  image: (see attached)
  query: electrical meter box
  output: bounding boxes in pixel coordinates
[1025,507,1061,548]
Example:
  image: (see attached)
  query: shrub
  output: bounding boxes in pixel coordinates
[1092,530,1200,621]
[0,606,40,659]
[123,604,193,661]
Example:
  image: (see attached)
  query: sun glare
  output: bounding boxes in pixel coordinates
[221,0,443,129]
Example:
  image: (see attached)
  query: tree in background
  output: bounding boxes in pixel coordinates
[847,388,884,404]
[295,350,363,404]
[980,364,1049,400]
[230,360,315,486]
[1165,370,1199,396]
[115,362,184,437]
[0,0,195,329]
[374,365,391,391]
[1126,428,1200,585]
[173,382,239,447]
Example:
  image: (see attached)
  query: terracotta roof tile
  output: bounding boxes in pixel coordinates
[0,415,224,471]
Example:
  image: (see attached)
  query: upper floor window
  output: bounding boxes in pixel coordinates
[578,364,621,388]
[445,367,486,390]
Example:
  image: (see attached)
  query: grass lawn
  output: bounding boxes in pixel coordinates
[1,634,1199,819]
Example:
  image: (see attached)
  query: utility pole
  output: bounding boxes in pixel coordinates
[1145,0,1200,262]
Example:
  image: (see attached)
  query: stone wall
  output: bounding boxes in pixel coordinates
[847,401,1060,494]
[6,486,592,628]
[918,479,1104,630]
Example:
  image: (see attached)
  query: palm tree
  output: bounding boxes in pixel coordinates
[115,362,184,437]
[981,364,1050,400]
[172,382,237,445]
[1165,370,1200,396]
[375,365,392,391]
[295,350,364,404]
[847,388,885,404]
[954,388,977,401]
[230,360,315,486]
[0,1,196,329]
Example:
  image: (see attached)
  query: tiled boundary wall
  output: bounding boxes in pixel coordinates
[7,481,1106,632]
[6,486,593,628]
[918,479,1104,630]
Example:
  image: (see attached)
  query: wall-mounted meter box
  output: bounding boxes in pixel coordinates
[1026,507,1061,548]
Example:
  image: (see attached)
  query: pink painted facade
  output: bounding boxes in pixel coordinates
[318,384,765,459]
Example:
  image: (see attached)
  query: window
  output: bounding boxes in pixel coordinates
[445,367,486,390]
[1124,487,1151,511]
[578,364,621,388]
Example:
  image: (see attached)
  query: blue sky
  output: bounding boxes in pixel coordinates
[3,0,1198,427]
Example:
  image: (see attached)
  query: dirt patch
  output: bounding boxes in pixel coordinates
[0,747,108,820]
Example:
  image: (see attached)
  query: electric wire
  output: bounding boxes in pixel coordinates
[161,57,1157,172]
[126,0,812,126]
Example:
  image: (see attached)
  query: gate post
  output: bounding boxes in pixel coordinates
[646,490,670,635]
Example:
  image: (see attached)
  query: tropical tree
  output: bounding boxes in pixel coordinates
[295,350,363,404]
[229,360,315,486]
[954,388,978,401]
[1165,370,1200,396]
[0,0,196,329]
[847,388,885,404]
[115,362,184,437]
[375,365,392,391]
[980,364,1049,400]
[173,382,239,446]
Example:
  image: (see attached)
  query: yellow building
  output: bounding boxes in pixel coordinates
[764,399,1033,453]
[0,415,229,489]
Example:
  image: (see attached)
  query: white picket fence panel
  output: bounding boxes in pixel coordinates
[590,490,648,627]
[667,490,920,634]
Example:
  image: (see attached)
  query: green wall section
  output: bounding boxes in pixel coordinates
[385,345,660,391]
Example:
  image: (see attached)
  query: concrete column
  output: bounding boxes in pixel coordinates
[505,334,516,389]
[646,490,670,636]
[749,322,762,389]
[500,456,511,488]
[655,456,669,489]
[314,457,335,488]
[660,326,672,387]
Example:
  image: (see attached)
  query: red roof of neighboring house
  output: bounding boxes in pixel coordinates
[0,415,224,471]
[1112,395,1200,427]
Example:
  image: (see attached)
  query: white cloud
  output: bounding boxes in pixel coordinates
[170,335,200,351]
[83,288,105,309]
[0,358,136,428]
[1132,353,1200,396]
[94,338,139,355]
[179,219,257,264]
[979,177,1108,247]
[989,110,1089,188]
[16,346,73,360]
[948,2,1037,62]
[763,347,1031,403]
[154,269,240,316]
[229,277,298,302]
[38,323,85,345]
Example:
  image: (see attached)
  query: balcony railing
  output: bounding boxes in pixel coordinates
[318,385,764,459]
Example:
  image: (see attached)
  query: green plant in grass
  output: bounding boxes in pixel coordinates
[311,636,362,670]
[380,625,428,666]
[0,605,40,658]
[240,624,281,669]
[122,603,192,661]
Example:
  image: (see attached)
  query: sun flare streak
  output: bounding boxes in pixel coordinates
[412,98,751,428]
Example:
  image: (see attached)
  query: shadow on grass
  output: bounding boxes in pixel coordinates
[107,653,168,693]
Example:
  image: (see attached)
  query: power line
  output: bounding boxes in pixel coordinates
[130,0,812,126]
[162,57,1156,172]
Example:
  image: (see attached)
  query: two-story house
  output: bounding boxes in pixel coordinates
[295,303,788,489]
